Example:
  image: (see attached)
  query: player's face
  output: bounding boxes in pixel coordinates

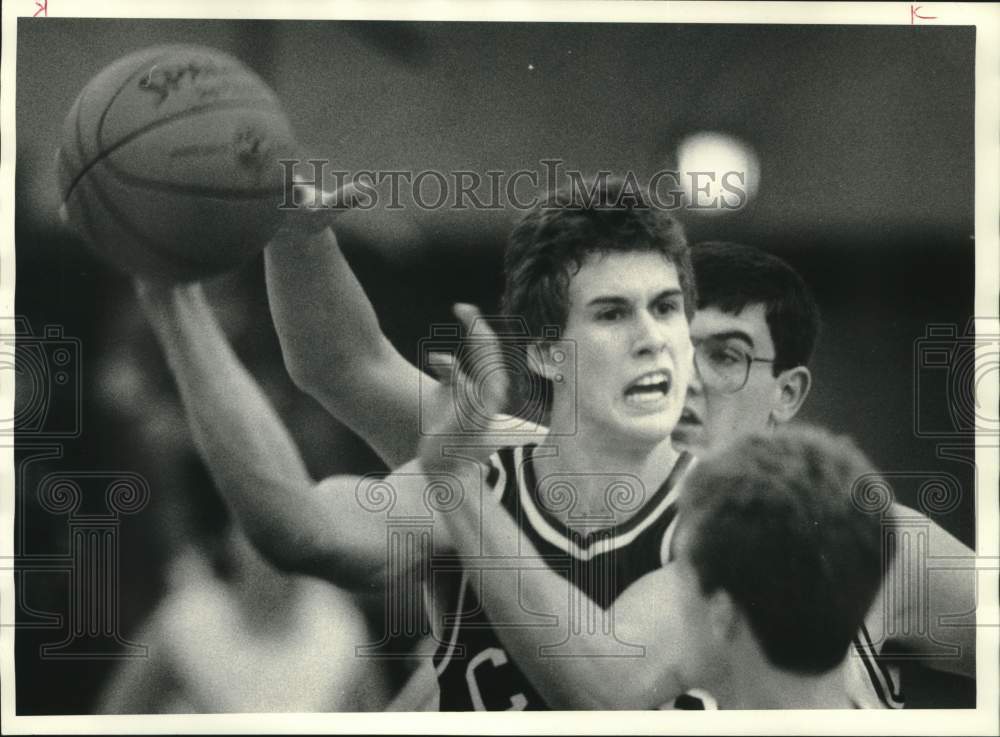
[672,303,780,454]
[556,251,692,448]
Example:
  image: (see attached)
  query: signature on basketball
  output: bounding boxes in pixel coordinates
[139,60,241,106]
[168,126,275,173]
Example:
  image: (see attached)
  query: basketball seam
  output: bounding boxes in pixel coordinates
[96,166,287,200]
[97,102,292,195]
[71,49,188,200]
[68,59,212,276]
[65,97,284,205]
[70,162,233,278]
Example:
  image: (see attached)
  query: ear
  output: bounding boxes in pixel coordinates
[526,342,559,381]
[706,589,740,643]
[770,365,811,425]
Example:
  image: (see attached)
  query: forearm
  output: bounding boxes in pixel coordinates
[146,286,333,571]
[265,226,388,383]
[441,472,676,709]
[156,287,308,482]
[264,227,423,467]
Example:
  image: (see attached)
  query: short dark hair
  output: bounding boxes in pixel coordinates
[678,425,889,675]
[691,241,820,374]
[503,176,696,334]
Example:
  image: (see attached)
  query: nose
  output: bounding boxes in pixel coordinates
[687,346,704,395]
[631,309,667,357]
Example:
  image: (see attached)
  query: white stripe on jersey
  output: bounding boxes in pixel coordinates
[851,626,904,708]
[512,446,690,562]
[434,572,469,676]
[845,642,903,708]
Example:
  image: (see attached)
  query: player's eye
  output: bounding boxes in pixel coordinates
[706,344,745,367]
[653,299,680,317]
[596,307,626,321]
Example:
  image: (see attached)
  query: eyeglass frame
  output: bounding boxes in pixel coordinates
[692,337,777,394]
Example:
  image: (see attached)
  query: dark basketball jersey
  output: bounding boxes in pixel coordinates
[432,443,692,711]
[429,443,904,711]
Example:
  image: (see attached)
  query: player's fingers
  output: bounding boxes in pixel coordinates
[291,180,363,211]
[426,351,458,385]
[320,181,364,211]
[290,181,324,208]
[453,303,499,338]
[452,303,510,415]
[281,181,362,239]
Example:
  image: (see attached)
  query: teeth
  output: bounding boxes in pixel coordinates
[634,372,669,387]
[625,390,666,406]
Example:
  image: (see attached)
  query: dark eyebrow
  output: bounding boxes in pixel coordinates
[585,296,631,308]
[704,329,755,349]
[652,289,684,303]
[585,289,684,309]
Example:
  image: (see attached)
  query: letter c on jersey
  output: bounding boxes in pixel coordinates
[465,648,529,710]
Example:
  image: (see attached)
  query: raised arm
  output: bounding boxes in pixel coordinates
[136,280,442,591]
[264,185,431,468]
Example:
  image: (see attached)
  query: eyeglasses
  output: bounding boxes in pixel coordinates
[693,338,775,394]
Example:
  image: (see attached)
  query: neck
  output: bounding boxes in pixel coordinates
[715,652,854,710]
[536,416,679,523]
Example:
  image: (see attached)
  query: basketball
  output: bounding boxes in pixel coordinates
[57,45,298,282]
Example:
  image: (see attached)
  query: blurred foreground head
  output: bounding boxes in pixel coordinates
[672,425,888,681]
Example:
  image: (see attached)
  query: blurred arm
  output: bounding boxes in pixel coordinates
[264,189,432,469]
[136,282,440,590]
[866,503,976,679]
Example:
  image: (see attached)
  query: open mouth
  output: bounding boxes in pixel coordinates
[623,370,672,407]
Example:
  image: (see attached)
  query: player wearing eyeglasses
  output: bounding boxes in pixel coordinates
[672,241,817,455]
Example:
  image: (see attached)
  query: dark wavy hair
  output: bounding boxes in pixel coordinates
[679,425,890,674]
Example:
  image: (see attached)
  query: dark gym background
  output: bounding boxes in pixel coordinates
[13,19,978,713]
